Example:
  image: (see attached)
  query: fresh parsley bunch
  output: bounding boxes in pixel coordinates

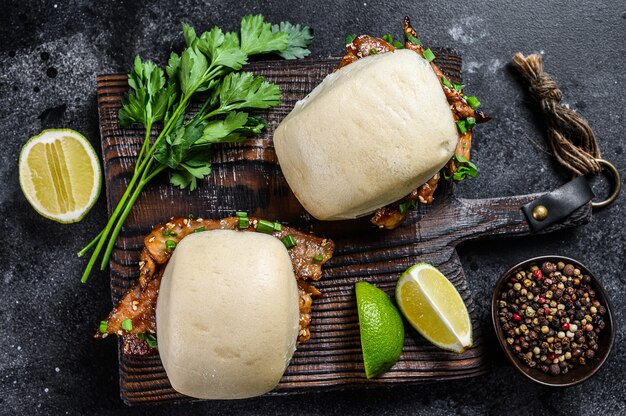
[79,15,313,282]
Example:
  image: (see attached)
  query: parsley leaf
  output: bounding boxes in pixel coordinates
[170,152,213,191]
[153,115,207,170]
[182,23,198,47]
[271,22,313,59]
[119,56,175,127]
[216,72,281,111]
[198,27,248,70]
[179,45,209,95]
[240,14,289,55]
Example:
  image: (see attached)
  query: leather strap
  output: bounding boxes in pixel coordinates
[522,176,594,232]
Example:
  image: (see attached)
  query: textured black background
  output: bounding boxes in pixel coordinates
[1,1,625,414]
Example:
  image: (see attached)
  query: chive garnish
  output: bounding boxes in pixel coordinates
[370,48,378,55]
[456,119,468,135]
[313,253,324,263]
[465,116,477,129]
[256,219,275,234]
[466,96,481,109]
[453,82,465,92]
[281,234,297,248]
[99,321,108,334]
[162,230,177,237]
[194,227,206,233]
[406,33,422,45]
[165,240,176,252]
[399,200,418,214]
[137,333,158,349]
[423,48,436,62]
[273,222,282,231]
[121,319,133,331]
[238,217,250,229]
[382,34,393,43]
[235,211,248,218]
[441,76,453,89]
[237,217,249,229]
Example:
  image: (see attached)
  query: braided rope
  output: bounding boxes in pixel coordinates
[512,53,601,175]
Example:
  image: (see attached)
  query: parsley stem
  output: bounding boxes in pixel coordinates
[134,122,153,174]
[77,230,104,257]
[80,157,149,282]
[99,163,167,271]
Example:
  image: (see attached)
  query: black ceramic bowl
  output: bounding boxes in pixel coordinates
[492,255,615,387]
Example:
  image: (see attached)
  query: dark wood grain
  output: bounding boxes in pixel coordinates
[96,51,591,405]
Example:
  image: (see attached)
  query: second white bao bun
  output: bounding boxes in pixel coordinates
[156,230,300,399]
[273,49,458,220]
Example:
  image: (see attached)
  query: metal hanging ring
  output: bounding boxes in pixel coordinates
[591,158,621,208]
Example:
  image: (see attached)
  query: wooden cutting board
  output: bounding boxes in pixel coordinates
[96,51,592,405]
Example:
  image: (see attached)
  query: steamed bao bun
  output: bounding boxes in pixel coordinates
[156,230,300,399]
[273,49,458,220]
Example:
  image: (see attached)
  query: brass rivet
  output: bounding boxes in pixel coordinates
[533,205,548,221]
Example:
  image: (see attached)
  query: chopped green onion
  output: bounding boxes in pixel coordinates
[345,33,357,45]
[453,83,465,92]
[256,219,275,234]
[441,76,453,89]
[99,320,108,334]
[235,211,248,218]
[194,227,206,233]
[162,230,177,237]
[382,34,393,43]
[465,116,477,129]
[313,253,324,263]
[393,40,404,49]
[281,234,297,248]
[399,200,419,214]
[188,214,196,219]
[273,222,282,231]
[466,96,481,109]
[137,333,158,349]
[121,319,133,331]
[422,48,436,62]
[406,33,422,45]
[370,48,378,55]
[456,119,468,135]
[238,216,250,229]
[165,240,176,252]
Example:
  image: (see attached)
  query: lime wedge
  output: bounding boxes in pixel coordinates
[395,263,472,353]
[355,281,404,378]
[19,129,101,223]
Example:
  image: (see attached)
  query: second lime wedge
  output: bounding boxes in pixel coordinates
[395,263,472,353]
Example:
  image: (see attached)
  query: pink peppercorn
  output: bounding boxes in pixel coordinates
[533,270,543,280]
[513,313,522,322]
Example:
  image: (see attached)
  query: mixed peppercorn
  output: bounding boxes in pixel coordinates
[497,261,607,376]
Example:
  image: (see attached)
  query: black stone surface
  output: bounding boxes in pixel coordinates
[1,0,624,414]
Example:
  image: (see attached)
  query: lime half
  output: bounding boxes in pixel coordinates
[395,263,472,353]
[19,129,101,223]
[355,281,404,378]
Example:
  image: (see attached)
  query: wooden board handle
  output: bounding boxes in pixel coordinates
[454,194,592,245]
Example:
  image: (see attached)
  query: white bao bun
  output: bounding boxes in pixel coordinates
[273,49,458,220]
[156,230,299,399]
